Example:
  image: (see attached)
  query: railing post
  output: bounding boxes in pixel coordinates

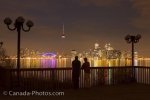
[52,68,55,89]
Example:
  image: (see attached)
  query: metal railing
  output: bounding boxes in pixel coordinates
[135,66,150,84]
[0,66,150,90]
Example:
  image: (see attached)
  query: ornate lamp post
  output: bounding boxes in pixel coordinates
[4,16,34,86]
[125,34,141,81]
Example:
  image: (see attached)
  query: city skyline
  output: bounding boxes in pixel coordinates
[0,0,150,57]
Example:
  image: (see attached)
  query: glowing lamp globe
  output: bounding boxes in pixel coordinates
[61,34,66,38]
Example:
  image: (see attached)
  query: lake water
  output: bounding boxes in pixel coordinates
[8,57,150,68]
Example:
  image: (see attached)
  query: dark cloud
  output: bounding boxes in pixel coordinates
[131,0,150,30]
[79,0,121,7]
[79,0,150,31]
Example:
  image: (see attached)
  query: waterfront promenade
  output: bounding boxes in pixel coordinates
[0,66,150,100]
[1,83,150,100]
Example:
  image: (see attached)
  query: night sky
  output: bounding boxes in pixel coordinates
[0,0,150,57]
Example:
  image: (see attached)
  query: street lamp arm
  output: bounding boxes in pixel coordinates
[22,20,34,32]
[22,25,31,32]
[125,39,132,43]
[7,25,16,31]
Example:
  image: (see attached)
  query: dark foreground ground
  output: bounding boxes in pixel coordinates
[0,83,150,100]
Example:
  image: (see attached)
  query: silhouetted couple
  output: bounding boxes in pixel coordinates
[72,56,90,89]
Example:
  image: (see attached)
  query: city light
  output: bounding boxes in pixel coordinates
[1,43,150,68]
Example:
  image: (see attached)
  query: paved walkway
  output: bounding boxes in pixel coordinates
[1,83,150,100]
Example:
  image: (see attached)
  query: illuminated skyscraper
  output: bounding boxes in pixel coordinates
[105,43,114,50]
[95,43,99,50]
[71,50,77,57]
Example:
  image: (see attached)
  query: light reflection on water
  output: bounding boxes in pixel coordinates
[9,57,150,68]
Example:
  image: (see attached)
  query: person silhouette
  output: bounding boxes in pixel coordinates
[82,57,90,88]
[72,56,81,89]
